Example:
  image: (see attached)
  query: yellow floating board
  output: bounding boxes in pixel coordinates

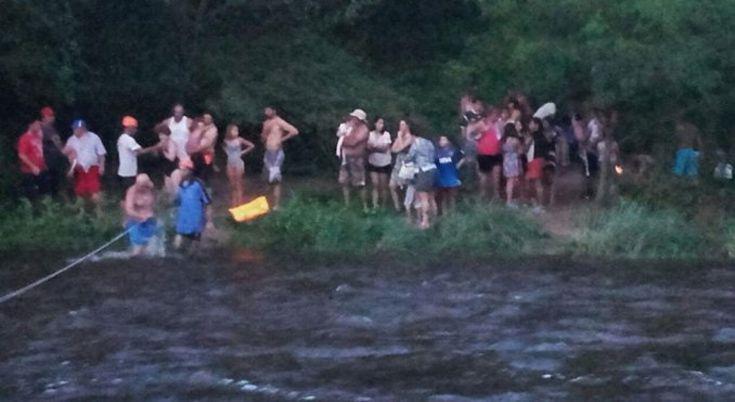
[229,196,270,222]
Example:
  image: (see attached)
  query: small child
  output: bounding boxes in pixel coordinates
[335,117,352,166]
[173,161,211,252]
[434,136,464,214]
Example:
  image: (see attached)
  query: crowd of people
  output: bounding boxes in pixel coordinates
[18,93,705,253]
[334,92,624,229]
[16,104,298,255]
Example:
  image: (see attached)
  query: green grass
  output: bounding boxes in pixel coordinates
[230,194,548,262]
[572,201,714,260]
[0,199,121,255]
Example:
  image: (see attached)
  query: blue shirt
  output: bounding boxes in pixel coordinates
[435,147,463,188]
[176,179,211,235]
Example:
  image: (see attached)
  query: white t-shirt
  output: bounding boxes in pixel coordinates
[368,130,392,167]
[65,131,107,171]
[117,133,142,177]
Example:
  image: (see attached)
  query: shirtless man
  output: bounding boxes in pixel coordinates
[673,120,702,178]
[339,109,370,210]
[261,106,299,210]
[123,174,158,256]
[186,113,219,183]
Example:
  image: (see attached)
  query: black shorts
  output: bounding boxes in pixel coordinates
[192,154,213,182]
[367,164,392,174]
[477,154,502,173]
[179,232,201,241]
[414,169,436,192]
[118,176,136,191]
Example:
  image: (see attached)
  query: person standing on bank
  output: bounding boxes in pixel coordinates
[116,115,163,191]
[367,117,392,210]
[64,119,107,213]
[17,120,49,200]
[339,109,370,210]
[160,103,193,163]
[261,106,299,210]
[39,107,66,198]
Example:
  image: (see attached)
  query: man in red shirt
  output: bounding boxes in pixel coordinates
[17,120,49,200]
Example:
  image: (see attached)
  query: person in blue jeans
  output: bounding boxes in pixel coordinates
[173,160,212,252]
[673,121,702,178]
[435,136,464,215]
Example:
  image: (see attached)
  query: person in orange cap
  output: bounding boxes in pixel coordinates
[116,115,163,191]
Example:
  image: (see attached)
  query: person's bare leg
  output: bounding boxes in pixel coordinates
[429,192,438,217]
[419,192,431,229]
[379,173,389,208]
[370,172,380,209]
[342,186,350,206]
[478,172,488,200]
[91,193,103,217]
[506,178,514,205]
[448,188,457,212]
[492,167,502,200]
[534,179,544,206]
[173,234,183,250]
[360,187,368,212]
[273,183,282,210]
[390,183,402,211]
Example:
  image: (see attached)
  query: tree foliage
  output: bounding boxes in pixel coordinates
[3,0,735,196]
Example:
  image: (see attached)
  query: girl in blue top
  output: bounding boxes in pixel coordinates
[434,136,464,214]
[173,161,211,252]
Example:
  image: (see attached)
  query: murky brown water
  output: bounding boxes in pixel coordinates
[1,253,735,401]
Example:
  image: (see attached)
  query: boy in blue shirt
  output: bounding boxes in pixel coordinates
[435,136,464,214]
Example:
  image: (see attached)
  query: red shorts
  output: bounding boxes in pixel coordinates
[526,158,545,180]
[74,166,101,198]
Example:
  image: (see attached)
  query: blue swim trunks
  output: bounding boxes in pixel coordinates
[126,218,158,246]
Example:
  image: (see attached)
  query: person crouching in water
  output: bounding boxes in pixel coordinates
[173,160,212,252]
[434,136,464,214]
[123,174,158,256]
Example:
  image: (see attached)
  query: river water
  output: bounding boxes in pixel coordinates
[1,254,735,401]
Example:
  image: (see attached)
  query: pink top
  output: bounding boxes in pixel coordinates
[477,127,501,156]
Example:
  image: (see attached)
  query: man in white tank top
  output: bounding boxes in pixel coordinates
[162,103,192,162]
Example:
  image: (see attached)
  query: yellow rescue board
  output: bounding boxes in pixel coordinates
[229,196,270,222]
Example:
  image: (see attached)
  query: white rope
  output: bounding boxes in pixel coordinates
[0,228,132,305]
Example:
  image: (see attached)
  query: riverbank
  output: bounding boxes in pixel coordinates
[1,166,733,262]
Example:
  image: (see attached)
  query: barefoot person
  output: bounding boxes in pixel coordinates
[339,109,370,210]
[476,109,503,200]
[389,120,415,213]
[17,121,49,200]
[187,113,219,184]
[223,124,256,207]
[116,115,163,191]
[123,174,158,256]
[406,132,437,229]
[173,160,212,252]
[367,117,392,209]
[64,119,107,211]
[261,106,299,210]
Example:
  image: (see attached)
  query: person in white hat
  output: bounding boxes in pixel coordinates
[339,109,369,209]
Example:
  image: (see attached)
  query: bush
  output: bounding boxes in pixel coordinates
[0,199,121,255]
[231,194,547,261]
[572,201,712,260]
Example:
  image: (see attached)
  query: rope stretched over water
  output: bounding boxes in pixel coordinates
[0,228,132,305]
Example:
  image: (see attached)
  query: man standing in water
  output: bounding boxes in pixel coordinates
[339,109,369,210]
[261,106,299,210]
[186,112,219,184]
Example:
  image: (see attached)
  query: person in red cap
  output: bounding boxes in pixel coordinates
[39,106,66,198]
[17,120,49,200]
[116,115,163,191]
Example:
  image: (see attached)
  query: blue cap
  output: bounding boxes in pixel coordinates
[71,119,87,129]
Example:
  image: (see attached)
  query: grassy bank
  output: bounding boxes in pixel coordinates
[0,199,121,255]
[230,195,548,262]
